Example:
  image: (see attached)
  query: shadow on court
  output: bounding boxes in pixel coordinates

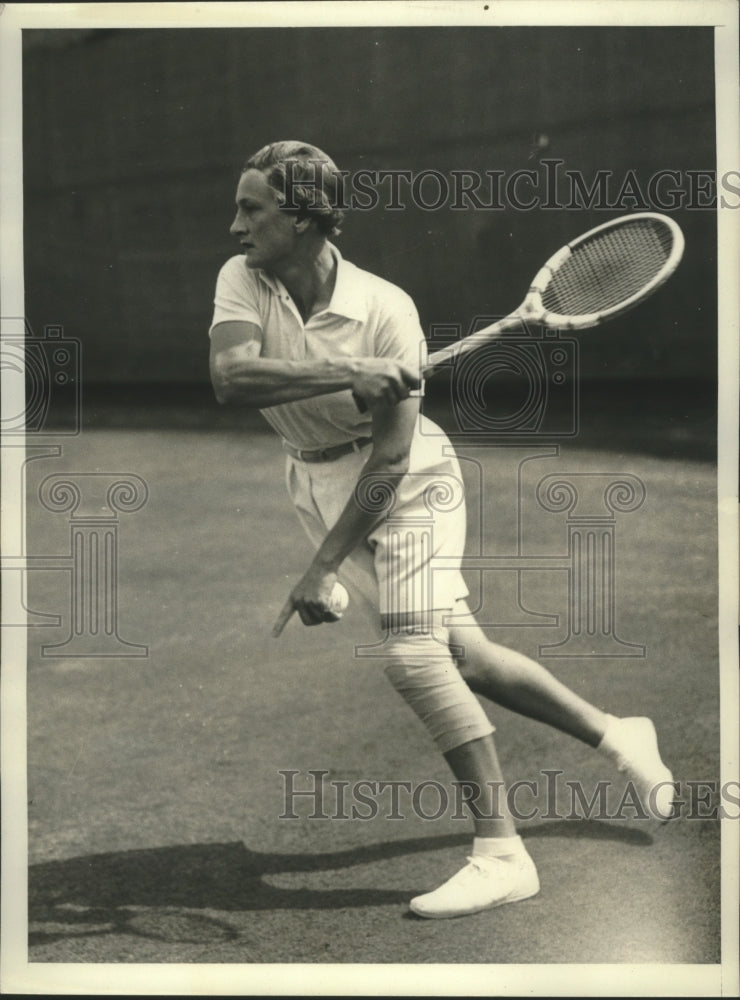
[29,822,653,949]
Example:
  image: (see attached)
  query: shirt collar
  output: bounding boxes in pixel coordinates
[324,243,367,322]
[256,243,367,323]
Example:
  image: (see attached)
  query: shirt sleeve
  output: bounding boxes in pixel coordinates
[209,256,263,336]
[374,288,428,389]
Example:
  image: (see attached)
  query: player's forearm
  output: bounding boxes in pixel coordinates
[213,356,357,407]
[309,451,411,573]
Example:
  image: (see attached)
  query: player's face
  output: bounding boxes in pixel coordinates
[230,169,299,271]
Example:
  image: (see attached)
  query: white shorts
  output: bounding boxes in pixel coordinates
[285,418,469,620]
[285,419,495,752]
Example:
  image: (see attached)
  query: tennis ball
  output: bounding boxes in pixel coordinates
[324,581,349,622]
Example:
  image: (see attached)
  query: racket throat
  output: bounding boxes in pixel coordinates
[516,301,542,324]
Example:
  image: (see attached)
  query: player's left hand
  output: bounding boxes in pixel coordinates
[272,565,338,637]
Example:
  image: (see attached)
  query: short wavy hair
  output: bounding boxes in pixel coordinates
[243,141,345,236]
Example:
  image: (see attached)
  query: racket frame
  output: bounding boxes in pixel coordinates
[423,212,685,378]
[526,211,686,331]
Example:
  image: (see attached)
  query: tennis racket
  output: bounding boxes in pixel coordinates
[421,211,684,377]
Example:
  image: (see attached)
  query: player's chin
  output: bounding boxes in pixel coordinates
[243,251,262,269]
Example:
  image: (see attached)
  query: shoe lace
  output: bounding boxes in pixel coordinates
[458,855,502,882]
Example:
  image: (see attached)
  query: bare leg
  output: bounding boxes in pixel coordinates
[411,732,540,917]
[443,734,517,838]
[448,603,608,747]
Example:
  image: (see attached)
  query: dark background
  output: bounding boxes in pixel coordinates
[23,27,716,403]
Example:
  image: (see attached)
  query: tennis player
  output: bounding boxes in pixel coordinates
[209,141,675,919]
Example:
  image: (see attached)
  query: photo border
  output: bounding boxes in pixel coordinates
[2,2,737,995]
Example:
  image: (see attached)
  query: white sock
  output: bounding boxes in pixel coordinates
[472,834,526,861]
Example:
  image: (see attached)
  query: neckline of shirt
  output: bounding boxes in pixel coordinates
[253,243,368,325]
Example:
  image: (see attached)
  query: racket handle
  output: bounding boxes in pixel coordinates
[353,311,520,409]
[424,313,523,375]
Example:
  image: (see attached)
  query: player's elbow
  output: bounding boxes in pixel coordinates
[210,353,245,406]
[372,447,411,477]
[209,349,229,404]
[389,451,411,476]
[210,366,233,406]
[210,348,266,407]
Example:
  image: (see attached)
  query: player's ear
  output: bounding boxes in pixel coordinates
[293,216,312,234]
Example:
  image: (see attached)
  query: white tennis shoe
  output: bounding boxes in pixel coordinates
[600,716,676,821]
[409,852,540,919]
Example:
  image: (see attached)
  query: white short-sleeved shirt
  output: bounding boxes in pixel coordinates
[210,243,469,614]
[209,243,427,451]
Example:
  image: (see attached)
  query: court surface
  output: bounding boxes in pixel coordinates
[23,396,721,966]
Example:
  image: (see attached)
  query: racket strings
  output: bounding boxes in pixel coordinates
[541,219,675,318]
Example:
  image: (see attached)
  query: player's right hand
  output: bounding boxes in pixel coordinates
[350,358,421,410]
[272,564,339,637]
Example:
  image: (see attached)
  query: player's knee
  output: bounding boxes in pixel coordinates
[382,624,494,753]
[456,654,482,688]
[449,627,509,689]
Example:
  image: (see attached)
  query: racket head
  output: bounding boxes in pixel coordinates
[524,212,685,330]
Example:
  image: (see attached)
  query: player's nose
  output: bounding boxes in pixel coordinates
[230,214,246,237]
